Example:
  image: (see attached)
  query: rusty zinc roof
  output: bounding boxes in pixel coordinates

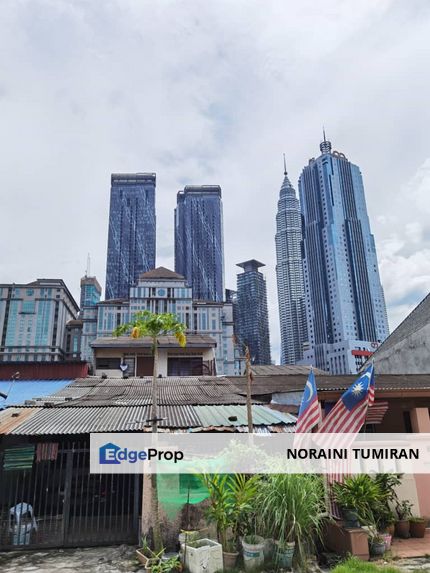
[31,376,262,407]
[0,404,296,435]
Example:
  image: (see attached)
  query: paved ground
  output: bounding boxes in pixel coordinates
[391,532,430,559]
[0,545,140,573]
[392,558,430,572]
[1,544,430,572]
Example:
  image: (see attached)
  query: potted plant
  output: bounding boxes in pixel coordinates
[368,530,386,557]
[409,516,427,538]
[374,507,396,537]
[200,474,259,571]
[256,473,325,570]
[395,500,413,538]
[381,532,393,551]
[332,475,382,528]
[136,537,165,570]
[241,533,266,570]
[373,474,402,536]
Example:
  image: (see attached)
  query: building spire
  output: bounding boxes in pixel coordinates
[320,127,332,154]
[86,253,91,277]
[283,153,287,176]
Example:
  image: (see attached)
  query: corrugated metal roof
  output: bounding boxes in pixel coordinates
[0,407,41,434]
[2,404,296,435]
[46,376,258,407]
[231,374,430,395]
[193,405,296,427]
[250,365,327,376]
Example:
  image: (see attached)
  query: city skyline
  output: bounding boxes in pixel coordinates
[1,1,430,363]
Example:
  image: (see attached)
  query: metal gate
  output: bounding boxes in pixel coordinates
[0,439,140,549]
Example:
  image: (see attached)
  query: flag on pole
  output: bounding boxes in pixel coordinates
[368,362,375,406]
[295,369,321,434]
[317,364,374,435]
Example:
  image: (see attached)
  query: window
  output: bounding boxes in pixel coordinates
[96,357,121,369]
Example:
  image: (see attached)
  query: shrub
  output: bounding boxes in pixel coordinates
[256,474,326,569]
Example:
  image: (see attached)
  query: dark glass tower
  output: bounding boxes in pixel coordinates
[276,158,308,364]
[174,186,224,302]
[105,173,156,300]
[299,135,389,373]
[236,260,271,365]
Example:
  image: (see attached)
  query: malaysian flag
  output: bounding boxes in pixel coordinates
[295,369,321,434]
[368,362,375,406]
[317,364,374,435]
[316,364,375,517]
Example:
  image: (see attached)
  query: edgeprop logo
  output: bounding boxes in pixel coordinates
[99,442,184,465]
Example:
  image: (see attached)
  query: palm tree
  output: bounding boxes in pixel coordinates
[114,310,187,551]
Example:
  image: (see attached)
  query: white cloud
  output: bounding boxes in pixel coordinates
[1,0,430,361]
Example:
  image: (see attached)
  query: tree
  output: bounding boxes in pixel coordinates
[114,310,187,551]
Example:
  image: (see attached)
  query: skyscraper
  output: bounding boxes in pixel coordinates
[276,158,308,365]
[174,186,224,302]
[105,173,156,300]
[80,275,102,309]
[79,275,102,364]
[236,260,271,365]
[298,135,389,374]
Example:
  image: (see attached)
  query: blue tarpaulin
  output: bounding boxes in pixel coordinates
[0,380,72,408]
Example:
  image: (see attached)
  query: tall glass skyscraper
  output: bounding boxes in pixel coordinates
[105,173,156,300]
[298,136,389,374]
[174,186,224,302]
[276,159,308,364]
[236,260,271,365]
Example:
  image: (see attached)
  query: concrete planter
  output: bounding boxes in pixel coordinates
[323,521,369,561]
[181,538,223,573]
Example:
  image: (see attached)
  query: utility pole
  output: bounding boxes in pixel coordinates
[244,346,254,433]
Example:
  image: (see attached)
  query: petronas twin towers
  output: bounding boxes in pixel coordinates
[275,161,308,365]
[276,138,389,374]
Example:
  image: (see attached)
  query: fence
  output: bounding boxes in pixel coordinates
[0,438,140,550]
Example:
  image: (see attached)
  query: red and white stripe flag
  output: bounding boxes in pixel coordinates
[316,364,375,517]
[295,369,321,434]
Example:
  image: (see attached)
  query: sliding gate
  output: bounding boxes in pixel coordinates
[0,439,140,549]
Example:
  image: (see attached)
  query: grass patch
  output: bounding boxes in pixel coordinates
[331,556,400,573]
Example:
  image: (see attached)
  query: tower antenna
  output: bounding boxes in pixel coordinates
[283,153,287,176]
[86,253,91,277]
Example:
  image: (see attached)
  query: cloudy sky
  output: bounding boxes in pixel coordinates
[1,0,430,362]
